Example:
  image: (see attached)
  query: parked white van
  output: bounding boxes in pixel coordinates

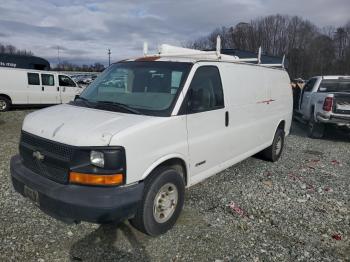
[0,67,81,111]
[10,41,292,236]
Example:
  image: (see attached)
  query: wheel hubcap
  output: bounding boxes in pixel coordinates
[275,136,282,155]
[0,100,6,110]
[153,183,178,223]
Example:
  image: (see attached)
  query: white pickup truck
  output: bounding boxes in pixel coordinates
[298,75,350,138]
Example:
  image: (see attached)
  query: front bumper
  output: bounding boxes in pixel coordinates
[316,112,350,126]
[10,155,144,224]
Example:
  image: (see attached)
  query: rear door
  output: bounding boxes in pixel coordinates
[27,72,42,104]
[58,75,79,103]
[184,65,230,180]
[41,73,58,104]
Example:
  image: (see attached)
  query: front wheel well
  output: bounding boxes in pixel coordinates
[0,94,12,103]
[147,158,188,186]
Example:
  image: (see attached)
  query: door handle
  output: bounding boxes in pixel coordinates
[225,111,229,127]
[42,86,44,91]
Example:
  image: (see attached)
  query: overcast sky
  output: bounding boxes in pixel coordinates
[0,0,349,66]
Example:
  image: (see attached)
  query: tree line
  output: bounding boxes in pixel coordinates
[52,61,105,72]
[0,43,34,56]
[186,15,350,79]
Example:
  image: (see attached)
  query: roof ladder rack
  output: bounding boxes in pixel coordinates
[259,54,285,68]
[143,42,148,56]
[216,35,221,58]
[142,35,285,68]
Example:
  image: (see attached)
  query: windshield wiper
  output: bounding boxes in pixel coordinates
[76,96,88,101]
[70,96,95,107]
[96,101,142,115]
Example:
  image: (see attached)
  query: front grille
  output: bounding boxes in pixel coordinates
[19,131,75,184]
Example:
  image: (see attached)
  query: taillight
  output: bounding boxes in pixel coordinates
[323,97,333,112]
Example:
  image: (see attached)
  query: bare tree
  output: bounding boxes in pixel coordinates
[334,27,348,59]
[187,15,350,79]
[53,61,105,72]
[0,43,34,56]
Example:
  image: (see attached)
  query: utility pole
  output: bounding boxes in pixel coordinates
[108,49,111,66]
[57,46,60,65]
[56,46,61,70]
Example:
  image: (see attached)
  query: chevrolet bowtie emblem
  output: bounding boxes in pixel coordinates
[33,151,45,161]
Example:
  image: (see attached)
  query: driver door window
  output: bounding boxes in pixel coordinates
[304,78,317,92]
[185,66,224,114]
[59,75,76,87]
[59,75,78,103]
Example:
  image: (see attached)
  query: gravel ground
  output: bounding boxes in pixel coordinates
[0,109,349,262]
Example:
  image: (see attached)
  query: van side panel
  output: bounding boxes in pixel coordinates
[187,63,292,186]
[218,63,270,159]
[0,68,27,104]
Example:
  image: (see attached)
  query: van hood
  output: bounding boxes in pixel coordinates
[22,104,154,146]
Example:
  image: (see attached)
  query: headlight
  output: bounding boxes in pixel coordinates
[90,150,104,168]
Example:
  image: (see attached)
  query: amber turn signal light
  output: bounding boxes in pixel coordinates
[69,172,124,186]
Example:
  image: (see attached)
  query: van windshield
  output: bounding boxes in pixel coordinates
[78,61,192,116]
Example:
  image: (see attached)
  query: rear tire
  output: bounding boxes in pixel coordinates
[261,128,285,162]
[130,167,185,236]
[0,96,11,112]
[308,116,325,139]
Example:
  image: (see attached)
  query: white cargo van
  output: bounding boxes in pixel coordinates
[0,67,81,111]
[10,40,292,236]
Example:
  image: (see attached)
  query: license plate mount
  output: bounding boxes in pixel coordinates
[24,185,40,206]
[336,104,350,111]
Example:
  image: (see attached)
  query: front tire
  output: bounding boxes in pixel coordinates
[261,128,285,162]
[0,96,11,112]
[130,167,185,236]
